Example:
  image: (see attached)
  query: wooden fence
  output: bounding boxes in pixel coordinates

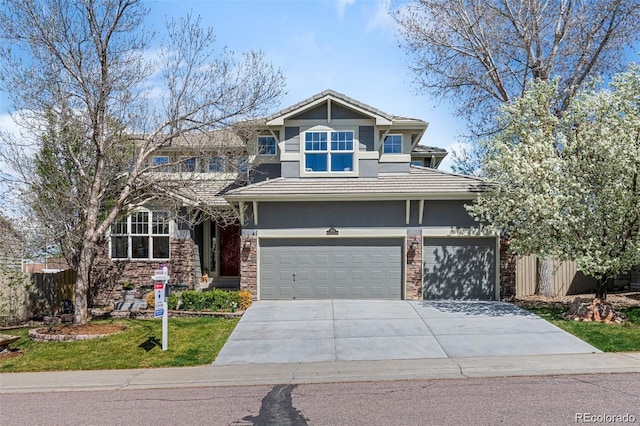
[516,255,599,296]
[27,269,76,316]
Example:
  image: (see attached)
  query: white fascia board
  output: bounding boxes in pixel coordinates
[257,228,407,238]
[225,192,479,203]
[421,227,499,238]
[279,152,300,161]
[379,154,412,163]
[359,151,380,160]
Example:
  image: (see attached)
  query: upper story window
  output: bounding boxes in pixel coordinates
[110,210,171,260]
[258,136,277,155]
[304,131,354,172]
[152,156,170,171]
[208,156,225,172]
[383,135,403,154]
[179,157,197,172]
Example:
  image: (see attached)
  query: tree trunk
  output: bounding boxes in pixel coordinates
[595,277,608,301]
[73,243,96,324]
[537,257,554,296]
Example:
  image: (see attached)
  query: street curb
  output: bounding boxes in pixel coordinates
[1,352,639,393]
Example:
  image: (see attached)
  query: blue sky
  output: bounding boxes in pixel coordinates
[145,0,462,170]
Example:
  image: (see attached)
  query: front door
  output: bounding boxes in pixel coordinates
[219,223,240,276]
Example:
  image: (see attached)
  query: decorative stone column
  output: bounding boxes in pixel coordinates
[405,235,422,300]
[500,236,516,300]
[240,234,257,299]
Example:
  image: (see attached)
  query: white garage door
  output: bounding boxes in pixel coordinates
[260,238,403,300]
[423,237,497,300]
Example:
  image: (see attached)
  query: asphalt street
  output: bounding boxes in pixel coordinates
[3,373,639,425]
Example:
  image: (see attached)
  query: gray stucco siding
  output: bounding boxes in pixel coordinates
[379,162,410,173]
[284,127,300,152]
[250,163,282,183]
[359,126,374,151]
[358,158,378,178]
[243,200,476,229]
[280,161,300,178]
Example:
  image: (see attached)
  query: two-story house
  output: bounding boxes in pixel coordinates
[92,90,513,306]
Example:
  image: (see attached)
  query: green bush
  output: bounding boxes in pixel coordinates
[168,289,243,312]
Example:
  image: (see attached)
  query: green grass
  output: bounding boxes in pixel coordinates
[0,317,238,373]
[522,304,640,352]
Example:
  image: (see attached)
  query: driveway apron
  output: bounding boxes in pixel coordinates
[213,300,599,365]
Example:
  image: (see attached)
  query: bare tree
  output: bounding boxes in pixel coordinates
[0,0,285,323]
[393,0,640,296]
[394,0,640,173]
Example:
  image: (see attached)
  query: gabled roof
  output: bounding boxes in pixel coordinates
[412,145,447,154]
[265,89,426,128]
[225,166,486,201]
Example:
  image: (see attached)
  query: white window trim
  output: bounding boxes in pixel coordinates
[301,127,358,177]
[109,209,173,261]
[383,134,403,154]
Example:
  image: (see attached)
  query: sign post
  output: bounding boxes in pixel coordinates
[152,266,169,351]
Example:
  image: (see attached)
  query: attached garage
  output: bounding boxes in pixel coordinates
[259,238,403,300]
[423,237,498,300]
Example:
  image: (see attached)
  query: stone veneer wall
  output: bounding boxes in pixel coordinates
[91,237,195,306]
[499,236,516,300]
[240,234,257,299]
[405,235,422,300]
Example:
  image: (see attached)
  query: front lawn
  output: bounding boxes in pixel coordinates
[520,303,640,352]
[0,317,238,373]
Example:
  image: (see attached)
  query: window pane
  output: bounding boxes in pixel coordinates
[305,153,328,171]
[208,157,225,172]
[152,156,170,172]
[383,135,402,153]
[112,217,128,235]
[152,237,170,259]
[331,131,353,151]
[180,158,196,172]
[131,212,148,234]
[111,237,128,258]
[331,153,353,172]
[258,136,276,155]
[237,158,248,173]
[305,132,327,151]
[152,212,170,235]
[131,236,149,259]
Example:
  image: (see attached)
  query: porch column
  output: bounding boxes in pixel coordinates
[240,234,258,299]
[405,234,422,300]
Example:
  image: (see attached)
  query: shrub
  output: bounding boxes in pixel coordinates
[238,290,253,310]
[167,289,249,312]
[145,292,155,308]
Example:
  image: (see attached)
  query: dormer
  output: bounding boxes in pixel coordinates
[254,90,430,178]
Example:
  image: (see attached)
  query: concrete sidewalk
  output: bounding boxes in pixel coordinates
[2,352,640,394]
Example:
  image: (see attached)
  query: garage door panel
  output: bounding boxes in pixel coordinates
[260,238,403,300]
[423,237,497,300]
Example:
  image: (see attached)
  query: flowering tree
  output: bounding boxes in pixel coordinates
[468,65,640,299]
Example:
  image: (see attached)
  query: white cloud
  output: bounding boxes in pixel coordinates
[336,0,356,19]
[366,0,394,33]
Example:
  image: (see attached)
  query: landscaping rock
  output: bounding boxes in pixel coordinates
[563,298,627,323]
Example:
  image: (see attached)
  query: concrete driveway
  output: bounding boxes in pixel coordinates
[214,300,599,365]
